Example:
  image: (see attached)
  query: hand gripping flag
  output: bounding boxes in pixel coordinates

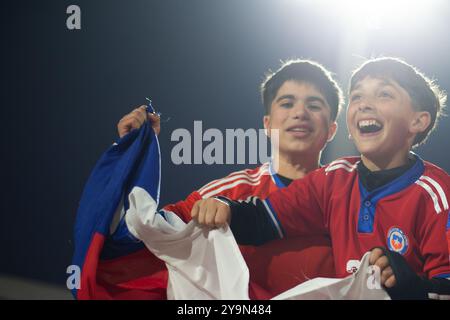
[71,106,163,299]
[70,105,251,300]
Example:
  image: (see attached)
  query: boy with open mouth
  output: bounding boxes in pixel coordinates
[192,57,450,299]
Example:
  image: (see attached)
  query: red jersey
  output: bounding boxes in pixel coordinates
[95,163,334,299]
[265,155,450,279]
[164,162,335,297]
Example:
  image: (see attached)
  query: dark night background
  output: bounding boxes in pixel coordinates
[0,0,449,297]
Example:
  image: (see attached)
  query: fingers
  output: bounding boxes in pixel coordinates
[374,255,390,270]
[191,199,209,225]
[196,200,210,225]
[204,201,218,226]
[369,248,384,265]
[370,249,389,274]
[117,105,148,138]
[380,266,394,286]
[369,248,397,288]
[129,106,148,126]
[191,200,200,221]
[384,274,397,288]
[190,199,230,228]
[215,205,231,227]
[117,105,161,138]
[148,112,161,135]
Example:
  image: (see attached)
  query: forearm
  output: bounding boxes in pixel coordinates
[423,277,450,300]
[216,196,282,246]
[379,247,450,300]
[390,275,450,300]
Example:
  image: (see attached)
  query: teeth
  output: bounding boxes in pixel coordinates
[358,119,381,128]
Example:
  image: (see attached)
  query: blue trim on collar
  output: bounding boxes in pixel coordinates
[357,154,425,233]
[269,162,286,188]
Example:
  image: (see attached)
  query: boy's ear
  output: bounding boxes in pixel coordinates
[410,111,431,134]
[327,121,338,142]
[263,115,271,137]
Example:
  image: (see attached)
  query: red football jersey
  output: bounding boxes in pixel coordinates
[164,162,335,297]
[266,155,450,279]
[95,163,335,299]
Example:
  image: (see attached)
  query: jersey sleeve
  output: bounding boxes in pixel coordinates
[228,169,329,245]
[161,191,202,223]
[266,168,329,238]
[417,173,450,279]
[419,209,450,278]
[160,166,268,223]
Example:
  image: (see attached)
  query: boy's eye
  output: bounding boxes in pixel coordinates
[350,94,361,102]
[280,102,293,108]
[379,91,394,98]
[307,104,321,111]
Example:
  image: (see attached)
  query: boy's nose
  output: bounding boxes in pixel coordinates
[292,103,310,119]
[358,101,374,112]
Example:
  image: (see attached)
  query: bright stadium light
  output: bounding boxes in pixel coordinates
[309,0,446,30]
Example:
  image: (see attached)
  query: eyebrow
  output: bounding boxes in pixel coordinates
[275,94,326,106]
[306,96,327,106]
[275,94,296,103]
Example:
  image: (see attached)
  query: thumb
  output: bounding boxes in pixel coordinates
[148,112,161,135]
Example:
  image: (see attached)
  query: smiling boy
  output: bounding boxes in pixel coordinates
[192,57,450,299]
[78,60,342,299]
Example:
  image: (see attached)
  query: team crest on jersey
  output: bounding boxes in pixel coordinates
[387,227,409,255]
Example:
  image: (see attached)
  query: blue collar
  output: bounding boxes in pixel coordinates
[357,153,425,233]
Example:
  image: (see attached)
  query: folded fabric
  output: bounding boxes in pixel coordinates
[126,186,250,300]
[125,186,390,300]
[272,252,390,300]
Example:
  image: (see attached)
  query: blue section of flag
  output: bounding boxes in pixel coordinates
[71,119,161,297]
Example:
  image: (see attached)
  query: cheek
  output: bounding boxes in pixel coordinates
[313,116,333,140]
[346,105,355,121]
[346,109,357,132]
[386,117,411,138]
[269,111,288,128]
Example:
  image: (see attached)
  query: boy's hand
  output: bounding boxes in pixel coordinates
[191,198,231,228]
[369,248,397,288]
[117,105,161,138]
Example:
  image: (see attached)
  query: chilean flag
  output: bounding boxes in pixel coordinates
[71,104,166,299]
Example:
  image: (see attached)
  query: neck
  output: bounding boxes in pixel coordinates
[361,151,411,171]
[272,151,321,180]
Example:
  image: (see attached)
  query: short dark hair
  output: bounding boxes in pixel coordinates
[261,59,343,122]
[350,57,447,147]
